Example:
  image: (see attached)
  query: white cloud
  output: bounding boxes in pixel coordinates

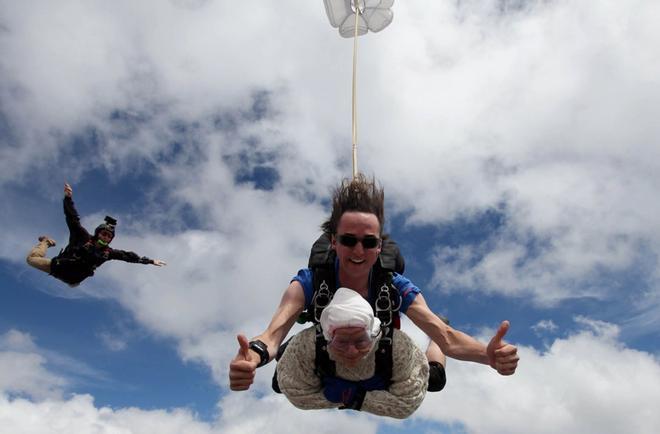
[0,392,382,434]
[416,317,660,434]
[0,330,66,400]
[531,319,558,336]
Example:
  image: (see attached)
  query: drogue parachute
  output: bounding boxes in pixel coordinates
[323,0,394,38]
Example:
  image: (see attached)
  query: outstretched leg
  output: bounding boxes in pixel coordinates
[26,236,56,274]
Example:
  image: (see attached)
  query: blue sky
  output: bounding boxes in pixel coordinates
[2,1,660,433]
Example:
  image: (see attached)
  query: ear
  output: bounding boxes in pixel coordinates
[330,234,337,250]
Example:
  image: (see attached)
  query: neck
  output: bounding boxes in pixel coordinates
[337,268,370,298]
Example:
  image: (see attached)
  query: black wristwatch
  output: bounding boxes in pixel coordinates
[248,339,270,367]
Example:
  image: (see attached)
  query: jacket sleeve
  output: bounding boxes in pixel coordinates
[63,196,91,240]
[276,327,338,410]
[108,249,153,264]
[360,330,429,419]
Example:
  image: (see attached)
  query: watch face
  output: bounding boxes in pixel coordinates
[249,340,269,366]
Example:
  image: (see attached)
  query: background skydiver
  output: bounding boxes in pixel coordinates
[26,182,165,286]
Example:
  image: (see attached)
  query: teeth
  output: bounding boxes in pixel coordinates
[349,258,365,264]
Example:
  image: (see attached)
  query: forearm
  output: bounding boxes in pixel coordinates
[109,250,145,263]
[63,196,87,236]
[277,328,337,409]
[408,295,489,365]
[360,332,429,419]
[252,281,305,362]
[283,390,337,411]
[443,327,490,364]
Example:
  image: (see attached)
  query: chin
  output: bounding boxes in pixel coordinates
[339,357,362,367]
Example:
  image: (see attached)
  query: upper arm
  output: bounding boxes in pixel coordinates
[63,197,90,238]
[257,281,306,353]
[109,249,140,263]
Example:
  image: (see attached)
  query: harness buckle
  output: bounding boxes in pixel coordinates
[375,283,394,326]
[314,280,332,322]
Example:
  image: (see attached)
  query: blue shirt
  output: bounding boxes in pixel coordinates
[291,260,421,315]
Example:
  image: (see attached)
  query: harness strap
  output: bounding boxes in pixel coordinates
[371,270,400,387]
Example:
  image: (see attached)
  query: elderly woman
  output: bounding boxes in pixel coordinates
[276,287,429,419]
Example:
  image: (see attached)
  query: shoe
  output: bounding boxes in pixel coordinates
[38,236,56,247]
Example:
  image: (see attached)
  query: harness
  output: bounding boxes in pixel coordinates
[305,233,405,389]
[55,239,111,270]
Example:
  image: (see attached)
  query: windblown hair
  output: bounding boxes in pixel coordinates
[321,173,385,236]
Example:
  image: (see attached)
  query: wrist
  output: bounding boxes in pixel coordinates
[249,339,270,367]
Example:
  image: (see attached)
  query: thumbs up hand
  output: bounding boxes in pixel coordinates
[229,334,259,390]
[486,321,519,376]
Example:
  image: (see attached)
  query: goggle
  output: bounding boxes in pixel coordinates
[328,329,381,351]
[337,234,381,249]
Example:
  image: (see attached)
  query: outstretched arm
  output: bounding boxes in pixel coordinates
[62,182,91,242]
[275,328,336,410]
[108,249,165,266]
[229,281,306,391]
[406,294,519,375]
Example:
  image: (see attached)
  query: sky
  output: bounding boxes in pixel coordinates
[1,0,660,433]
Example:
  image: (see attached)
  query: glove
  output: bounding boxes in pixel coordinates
[322,377,360,405]
[358,374,386,391]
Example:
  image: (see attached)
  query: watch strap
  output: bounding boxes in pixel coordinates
[248,339,269,367]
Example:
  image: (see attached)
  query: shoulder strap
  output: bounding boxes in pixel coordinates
[378,236,405,274]
[370,270,400,387]
[314,324,336,379]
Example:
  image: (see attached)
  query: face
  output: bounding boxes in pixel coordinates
[327,326,376,367]
[97,229,113,244]
[331,211,382,278]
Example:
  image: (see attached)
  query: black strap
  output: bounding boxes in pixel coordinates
[314,324,335,378]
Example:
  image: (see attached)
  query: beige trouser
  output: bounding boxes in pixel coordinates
[26,240,52,274]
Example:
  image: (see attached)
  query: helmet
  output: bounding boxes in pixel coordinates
[94,216,117,241]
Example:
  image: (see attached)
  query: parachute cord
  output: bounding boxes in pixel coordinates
[351,0,361,180]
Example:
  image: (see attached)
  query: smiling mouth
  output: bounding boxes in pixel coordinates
[349,258,365,264]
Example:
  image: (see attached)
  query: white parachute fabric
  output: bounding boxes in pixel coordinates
[323,0,394,38]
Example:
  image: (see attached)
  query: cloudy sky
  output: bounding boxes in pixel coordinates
[2,0,660,433]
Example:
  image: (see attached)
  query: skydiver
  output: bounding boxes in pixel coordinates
[275,287,429,418]
[26,182,165,286]
[229,174,519,395]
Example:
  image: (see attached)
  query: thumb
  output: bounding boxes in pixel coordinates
[492,320,510,345]
[237,334,252,361]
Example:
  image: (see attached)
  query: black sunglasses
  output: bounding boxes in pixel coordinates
[337,234,381,249]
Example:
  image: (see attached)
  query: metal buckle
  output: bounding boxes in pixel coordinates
[375,283,393,326]
[314,280,332,322]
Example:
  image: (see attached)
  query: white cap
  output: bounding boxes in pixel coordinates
[320,287,381,341]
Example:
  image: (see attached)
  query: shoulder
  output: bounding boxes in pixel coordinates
[279,327,316,365]
[391,330,426,367]
[391,273,421,314]
[291,268,314,306]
